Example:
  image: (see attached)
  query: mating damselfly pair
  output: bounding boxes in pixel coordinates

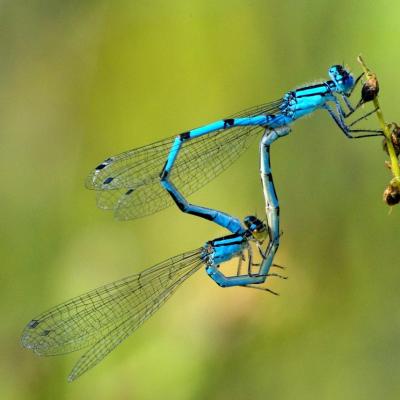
[21,64,382,381]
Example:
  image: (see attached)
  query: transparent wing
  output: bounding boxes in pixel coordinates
[21,249,203,381]
[86,100,283,220]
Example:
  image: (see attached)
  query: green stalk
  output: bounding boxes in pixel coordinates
[357,55,400,188]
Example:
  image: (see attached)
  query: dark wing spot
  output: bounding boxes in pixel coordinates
[28,320,40,329]
[95,158,113,171]
[125,189,134,195]
[95,163,107,171]
[40,329,51,336]
[103,177,114,185]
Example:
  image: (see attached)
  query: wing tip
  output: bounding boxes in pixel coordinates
[20,332,32,350]
[67,372,78,383]
[20,319,40,351]
[84,176,96,190]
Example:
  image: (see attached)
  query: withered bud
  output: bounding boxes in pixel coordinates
[382,122,400,157]
[383,183,400,206]
[361,73,379,103]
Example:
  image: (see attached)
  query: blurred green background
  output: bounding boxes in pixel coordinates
[1,0,400,399]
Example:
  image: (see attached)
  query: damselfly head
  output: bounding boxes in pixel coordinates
[244,215,267,242]
[328,65,354,95]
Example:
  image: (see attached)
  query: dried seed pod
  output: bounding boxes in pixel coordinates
[382,122,400,157]
[361,73,379,103]
[383,183,400,206]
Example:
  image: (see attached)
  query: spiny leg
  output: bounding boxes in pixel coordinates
[339,99,379,123]
[247,243,255,277]
[324,102,383,139]
[347,107,379,128]
[340,73,363,114]
[236,253,246,276]
[241,285,279,296]
[241,272,287,294]
[267,272,288,280]
[324,79,382,138]
[336,95,380,125]
[271,263,286,270]
[340,72,378,117]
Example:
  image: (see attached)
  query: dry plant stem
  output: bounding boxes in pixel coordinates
[357,55,400,189]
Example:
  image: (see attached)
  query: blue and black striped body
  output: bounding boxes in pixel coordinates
[159,66,361,180]
[89,65,382,221]
[161,178,269,287]
[86,65,380,283]
[22,65,381,381]
[202,233,266,288]
[271,82,336,125]
[161,126,287,288]
[158,76,350,288]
